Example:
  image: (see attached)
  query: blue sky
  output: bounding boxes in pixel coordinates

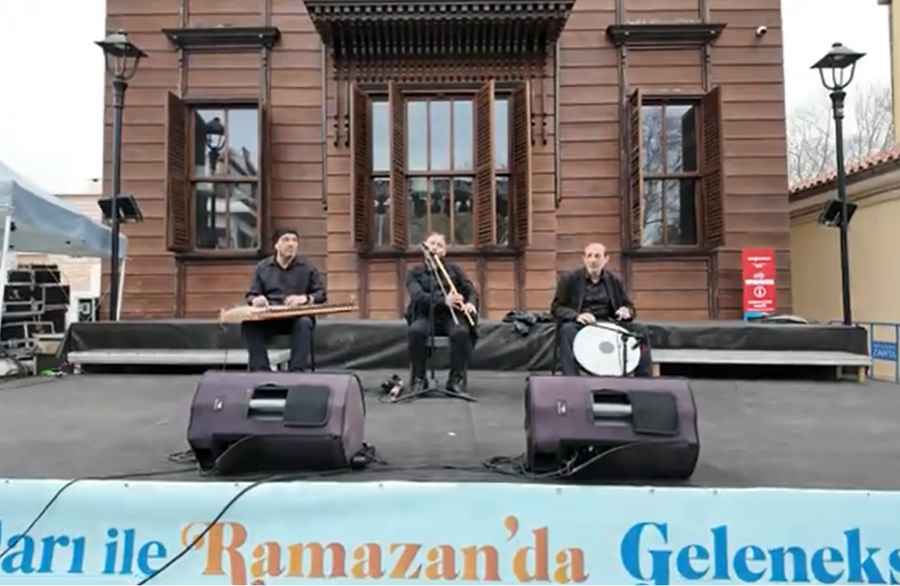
[0,0,891,194]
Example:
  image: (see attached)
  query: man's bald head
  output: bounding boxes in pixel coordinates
[583,242,609,276]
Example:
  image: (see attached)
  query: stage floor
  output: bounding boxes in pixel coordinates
[0,371,897,490]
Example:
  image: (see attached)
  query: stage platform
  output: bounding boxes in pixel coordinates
[1,371,898,490]
[61,318,869,372]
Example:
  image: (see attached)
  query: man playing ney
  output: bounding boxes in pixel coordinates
[406,232,479,395]
[551,242,653,377]
[243,228,326,372]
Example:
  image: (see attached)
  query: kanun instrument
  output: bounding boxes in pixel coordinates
[187,371,367,475]
[573,321,642,376]
[524,375,700,480]
[219,300,357,324]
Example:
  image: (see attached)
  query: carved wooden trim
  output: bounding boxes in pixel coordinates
[306,1,573,64]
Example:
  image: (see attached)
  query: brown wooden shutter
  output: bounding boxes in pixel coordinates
[389,81,408,249]
[509,82,532,250]
[350,84,372,251]
[165,92,190,252]
[474,80,496,247]
[701,86,726,249]
[628,89,643,249]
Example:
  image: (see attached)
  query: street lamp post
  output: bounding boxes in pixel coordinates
[205,117,226,173]
[96,30,146,320]
[811,42,865,326]
[204,118,226,245]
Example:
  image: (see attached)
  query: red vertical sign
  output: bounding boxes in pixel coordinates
[742,248,776,316]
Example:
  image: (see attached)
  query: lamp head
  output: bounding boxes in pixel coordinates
[811,42,865,92]
[96,30,147,80]
[205,117,226,150]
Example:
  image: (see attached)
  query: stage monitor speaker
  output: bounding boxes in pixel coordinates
[187,371,366,475]
[524,375,700,480]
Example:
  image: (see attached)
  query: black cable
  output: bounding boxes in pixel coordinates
[0,432,687,584]
[0,373,58,388]
[482,439,690,480]
[141,440,689,584]
[136,468,347,585]
[0,464,196,563]
[135,460,496,585]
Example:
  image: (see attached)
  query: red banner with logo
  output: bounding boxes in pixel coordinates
[742,248,776,316]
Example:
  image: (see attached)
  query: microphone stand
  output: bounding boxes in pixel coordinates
[395,245,476,403]
[615,320,642,377]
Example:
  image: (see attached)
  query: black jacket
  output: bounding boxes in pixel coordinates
[551,268,635,322]
[246,256,327,305]
[405,261,479,323]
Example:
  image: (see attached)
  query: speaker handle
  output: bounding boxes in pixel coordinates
[251,383,290,401]
[591,389,630,404]
[590,389,632,419]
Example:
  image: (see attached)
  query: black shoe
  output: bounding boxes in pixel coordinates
[410,378,426,395]
[445,376,468,396]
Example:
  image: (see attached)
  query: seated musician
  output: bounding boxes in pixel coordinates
[551,242,653,377]
[406,232,479,395]
[243,228,326,372]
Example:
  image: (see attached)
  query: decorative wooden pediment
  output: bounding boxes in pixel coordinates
[303,0,575,63]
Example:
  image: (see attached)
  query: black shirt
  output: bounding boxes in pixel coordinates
[246,256,326,305]
[405,261,479,322]
[581,274,612,320]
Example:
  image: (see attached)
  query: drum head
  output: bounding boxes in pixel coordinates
[573,323,641,376]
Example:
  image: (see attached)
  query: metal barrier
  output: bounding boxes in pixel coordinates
[855,322,899,383]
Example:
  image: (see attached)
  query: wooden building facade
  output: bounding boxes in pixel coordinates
[104,0,792,321]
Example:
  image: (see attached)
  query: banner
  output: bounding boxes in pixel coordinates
[742,248,776,318]
[1,479,900,585]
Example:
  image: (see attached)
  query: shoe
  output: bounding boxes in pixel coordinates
[410,378,426,395]
[445,375,468,396]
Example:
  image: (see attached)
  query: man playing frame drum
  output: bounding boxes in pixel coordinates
[551,242,653,377]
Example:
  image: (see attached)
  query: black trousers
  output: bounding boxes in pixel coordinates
[408,315,471,380]
[557,320,653,377]
[242,317,314,372]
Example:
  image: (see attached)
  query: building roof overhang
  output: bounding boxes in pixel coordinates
[302,0,575,61]
[789,146,900,202]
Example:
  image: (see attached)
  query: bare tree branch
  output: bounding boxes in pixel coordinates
[846,82,895,160]
[786,82,895,185]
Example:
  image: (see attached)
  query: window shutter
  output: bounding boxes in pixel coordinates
[257,104,269,250]
[474,80,495,247]
[165,92,190,252]
[509,82,532,250]
[628,89,643,249]
[350,84,372,251]
[701,86,725,249]
[389,81,408,250]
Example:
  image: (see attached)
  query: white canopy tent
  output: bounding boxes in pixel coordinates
[0,161,129,320]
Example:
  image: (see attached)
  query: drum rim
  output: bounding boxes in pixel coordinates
[572,323,641,376]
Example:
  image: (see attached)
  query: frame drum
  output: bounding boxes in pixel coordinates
[573,322,641,376]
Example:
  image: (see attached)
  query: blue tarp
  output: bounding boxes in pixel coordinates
[0,161,127,259]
